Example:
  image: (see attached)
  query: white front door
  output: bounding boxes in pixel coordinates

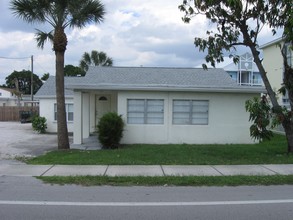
[96,95,111,125]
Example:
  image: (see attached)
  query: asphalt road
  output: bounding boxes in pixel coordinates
[0,176,292,220]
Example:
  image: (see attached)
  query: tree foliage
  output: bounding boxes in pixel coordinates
[41,73,50,81]
[266,0,292,43]
[245,96,274,141]
[179,0,293,152]
[79,50,113,72]
[5,70,43,95]
[64,65,86,77]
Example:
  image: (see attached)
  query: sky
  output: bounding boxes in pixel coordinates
[0,0,280,85]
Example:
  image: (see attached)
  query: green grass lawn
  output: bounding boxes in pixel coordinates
[37,175,293,187]
[27,134,293,165]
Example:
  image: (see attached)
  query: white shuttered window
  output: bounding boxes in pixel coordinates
[173,100,208,125]
[127,99,164,124]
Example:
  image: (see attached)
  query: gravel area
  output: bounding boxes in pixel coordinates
[0,122,59,160]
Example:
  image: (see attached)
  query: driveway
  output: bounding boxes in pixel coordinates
[0,122,59,160]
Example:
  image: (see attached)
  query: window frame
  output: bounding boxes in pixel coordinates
[54,103,74,122]
[172,99,209,125]
[285,43,292,67]
[127,99,164,125]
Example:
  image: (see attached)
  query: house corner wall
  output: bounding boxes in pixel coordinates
[262,44,284,104]
[39,98,74,133]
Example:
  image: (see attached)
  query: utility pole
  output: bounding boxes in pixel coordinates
[31,55,33,105]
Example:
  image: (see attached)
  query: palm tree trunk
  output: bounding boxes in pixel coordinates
[55,51,70,149]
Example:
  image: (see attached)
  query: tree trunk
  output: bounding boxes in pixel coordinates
[281,47,293,153]
[286,133,293,153]
[240,23,280,109]
[55,51,70,150]
[249,45,280,109]
[251,46,293,153]
[282,120,293,153]
[242,28,293,153]
[285,123,293,153]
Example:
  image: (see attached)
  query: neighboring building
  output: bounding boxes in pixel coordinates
[224,52,263,86]
[21,94,39,107]
[260,38,293,107]
[0,87,38,107]
[0,87,20,106]
[36,67,264,145]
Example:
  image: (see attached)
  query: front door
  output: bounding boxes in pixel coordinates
[96,95,111,125]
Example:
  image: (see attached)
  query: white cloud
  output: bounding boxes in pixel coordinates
[0,0,279,85]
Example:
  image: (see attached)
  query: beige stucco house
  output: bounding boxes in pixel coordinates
[260,38,293,106]
[36,66,265,145]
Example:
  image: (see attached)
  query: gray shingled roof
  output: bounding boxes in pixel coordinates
[67,66,265,93]
[82,66,237,87]
[35,76,80,97]
[36,67,265,97]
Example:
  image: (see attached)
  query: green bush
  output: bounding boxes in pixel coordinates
[32,116,47,134]
[97,112,124,149]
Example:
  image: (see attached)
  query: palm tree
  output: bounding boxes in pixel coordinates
[80,50,113,72]
[11,0,105,149]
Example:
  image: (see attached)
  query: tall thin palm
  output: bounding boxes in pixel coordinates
[11,0,105,149]
[80,50,113,72]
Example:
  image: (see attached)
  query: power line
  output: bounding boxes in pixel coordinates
[0,56,31,60]
[34,59,50,74]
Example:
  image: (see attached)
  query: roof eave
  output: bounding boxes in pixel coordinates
[35,95,74,99]
[66,84,265,94]
[260,37,283,49]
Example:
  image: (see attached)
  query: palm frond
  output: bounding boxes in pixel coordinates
[83,52,92,65]
[10,0,50,24]
[91,50,100,66]
[68,0,105,28]
[104,58,113,66]
[35,29,54,49]
[79,60,89,72]
[79,52,91,71]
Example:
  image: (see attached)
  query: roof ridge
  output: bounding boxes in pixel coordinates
[89,66,215,70]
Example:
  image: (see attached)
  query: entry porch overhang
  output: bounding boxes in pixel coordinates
[73,90,118,145]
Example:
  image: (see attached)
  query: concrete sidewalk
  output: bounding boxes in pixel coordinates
[0,164,293,177]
